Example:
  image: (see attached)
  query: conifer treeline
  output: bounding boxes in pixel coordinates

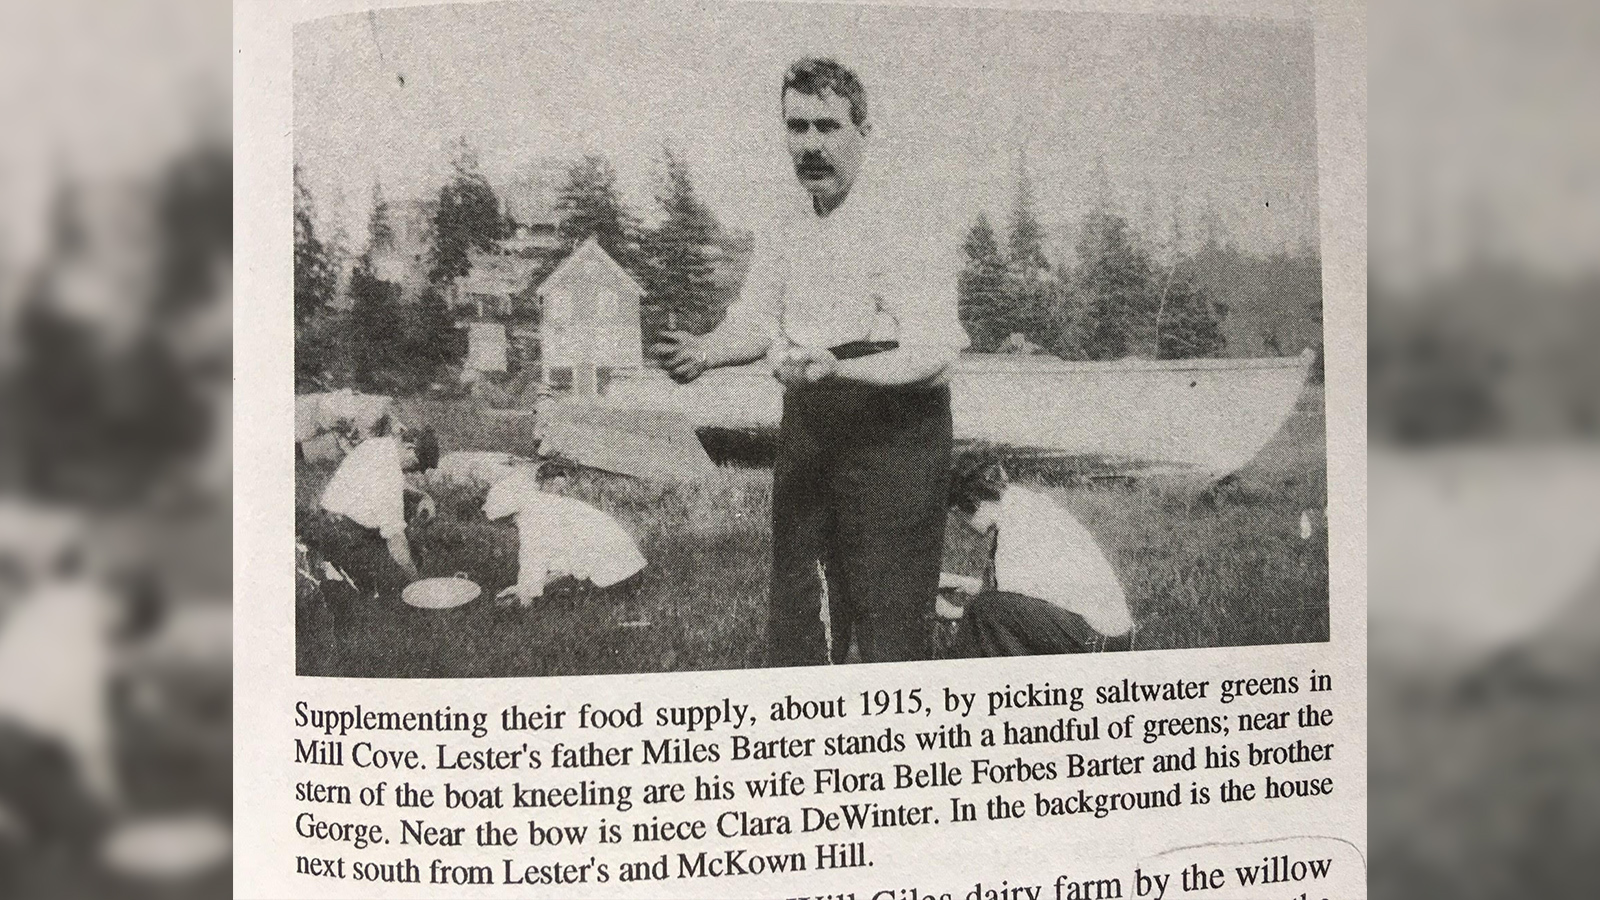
[295,146,1322,393]
[958,167,1228,361]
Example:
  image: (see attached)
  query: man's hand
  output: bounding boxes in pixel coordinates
[496,583,543,607]
[773,345,838,388]
[938,572,982,594]
[387,532,421,582]
[650,331,711,383]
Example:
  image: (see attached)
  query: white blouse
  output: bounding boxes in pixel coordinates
[994,486,1134,637]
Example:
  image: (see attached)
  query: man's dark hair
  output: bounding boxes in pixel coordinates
[949,450,1007,515]
[405,426,439,472]
[782,57,868,126]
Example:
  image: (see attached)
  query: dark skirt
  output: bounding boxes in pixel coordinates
[296,514,413,675]
[0,720,104,850]
[305,514,414,601]
[960,590,1132,657]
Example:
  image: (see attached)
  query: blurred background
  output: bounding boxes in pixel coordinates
[1370,0,1600,898]
[0,0,231,896]
[0,0,1595,897]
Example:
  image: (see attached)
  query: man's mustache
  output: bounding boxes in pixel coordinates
[796,154,834,175]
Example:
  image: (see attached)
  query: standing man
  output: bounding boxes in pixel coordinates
[652,58,968,665]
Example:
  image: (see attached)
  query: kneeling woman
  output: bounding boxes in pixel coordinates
[940,458,1134,655]
[482,463,645,606]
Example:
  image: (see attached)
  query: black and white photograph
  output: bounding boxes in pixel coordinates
[291,0,1329,678]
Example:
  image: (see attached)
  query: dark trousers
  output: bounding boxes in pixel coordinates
[768,382,952,666]
[296,515,412,675]
[310,514,414,600]
[0,721,103,850]
[961,591,1133,657]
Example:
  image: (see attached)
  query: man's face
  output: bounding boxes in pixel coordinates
[783,88,868,204]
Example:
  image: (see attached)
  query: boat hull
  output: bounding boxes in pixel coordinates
[604,351,1315,479]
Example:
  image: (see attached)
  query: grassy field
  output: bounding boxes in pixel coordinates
[298,387,1327,677]
[1370,647,1600,900]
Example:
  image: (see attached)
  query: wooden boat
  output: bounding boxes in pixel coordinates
[604,349,1316,480]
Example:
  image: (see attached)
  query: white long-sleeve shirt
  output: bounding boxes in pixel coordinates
[993,486,1134,637]
[718,168,970,354]
[0,576,119,803]
[319,437,407,539]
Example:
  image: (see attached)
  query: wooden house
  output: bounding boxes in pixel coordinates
[535,236,645,396]
[453,251,544,319]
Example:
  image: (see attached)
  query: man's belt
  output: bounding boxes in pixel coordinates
[827,340,899,360]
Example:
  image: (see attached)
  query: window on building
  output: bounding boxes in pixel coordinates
[548,367,573,390]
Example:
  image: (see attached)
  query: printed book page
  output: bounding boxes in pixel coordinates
[235,0,1366,896]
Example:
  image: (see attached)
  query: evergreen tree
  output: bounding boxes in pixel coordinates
[1072,209,1156,360]
[1197,201,1228,251]
[294,166,337,329]
[368,181,395,253]
[1010,274,1067,353]
[1149,194,1225,359]
[294,166,339,387]
[155,141,232,316]
[404,285,464,389]
[642,145,720,340]
[957,213,1008,351]
[992,158,1061,353]
[428,142,510,285]
[1007,161,1050,278]
[555,154,640,272]
[345,258,406,392]
[1088,153,1118,217]
[1155,268,1227,359]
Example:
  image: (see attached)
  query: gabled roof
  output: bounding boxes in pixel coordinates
[536,236,643,298]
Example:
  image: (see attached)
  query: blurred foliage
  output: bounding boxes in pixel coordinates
[3,142,230,504]
[293,164,336,330]
[957,213,1009,351]
[555,154,645,276]
[1155,267,1227,360]
[1188,242,1323,362]
[1370,268,1600,444]
[427,142,512,286]
[344,259,408,391]
[639,144,722,343]
[1006,166,1051,277]
[1073,209,1163,359]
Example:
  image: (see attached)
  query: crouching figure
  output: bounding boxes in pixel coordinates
[482,463,645,606]
[939,457,1134,656]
